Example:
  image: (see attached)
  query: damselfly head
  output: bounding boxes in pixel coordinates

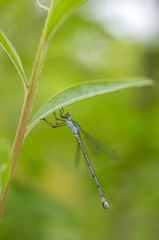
[63,112,71,119]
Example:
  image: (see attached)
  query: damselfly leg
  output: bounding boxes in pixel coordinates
[42,111,67,128]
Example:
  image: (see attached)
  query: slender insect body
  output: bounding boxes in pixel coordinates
[42,108,119,210]
[75,134,109,209]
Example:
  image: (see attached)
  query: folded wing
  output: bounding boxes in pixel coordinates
[81,130,120,162]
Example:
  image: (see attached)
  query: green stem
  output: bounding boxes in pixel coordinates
[0,1,54,221]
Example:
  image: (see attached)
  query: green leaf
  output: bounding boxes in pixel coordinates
[27,78,154,133]
[44,0,89,42]
[0,29,28,90]
[0,137,11,200]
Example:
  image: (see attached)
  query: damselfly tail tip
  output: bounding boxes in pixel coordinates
[102,197,109,209]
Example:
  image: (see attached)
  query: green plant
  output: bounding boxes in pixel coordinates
[0,0,154,220]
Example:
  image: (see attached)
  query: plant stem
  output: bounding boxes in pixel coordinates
[0,1,54,221]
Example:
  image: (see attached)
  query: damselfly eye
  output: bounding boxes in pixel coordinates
[67,112,71,116]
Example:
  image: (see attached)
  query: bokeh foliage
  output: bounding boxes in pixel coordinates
[0,0,159,240]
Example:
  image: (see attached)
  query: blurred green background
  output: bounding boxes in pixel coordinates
[0,0,159,239]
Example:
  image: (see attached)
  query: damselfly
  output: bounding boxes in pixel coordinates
[42,108,120,209]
